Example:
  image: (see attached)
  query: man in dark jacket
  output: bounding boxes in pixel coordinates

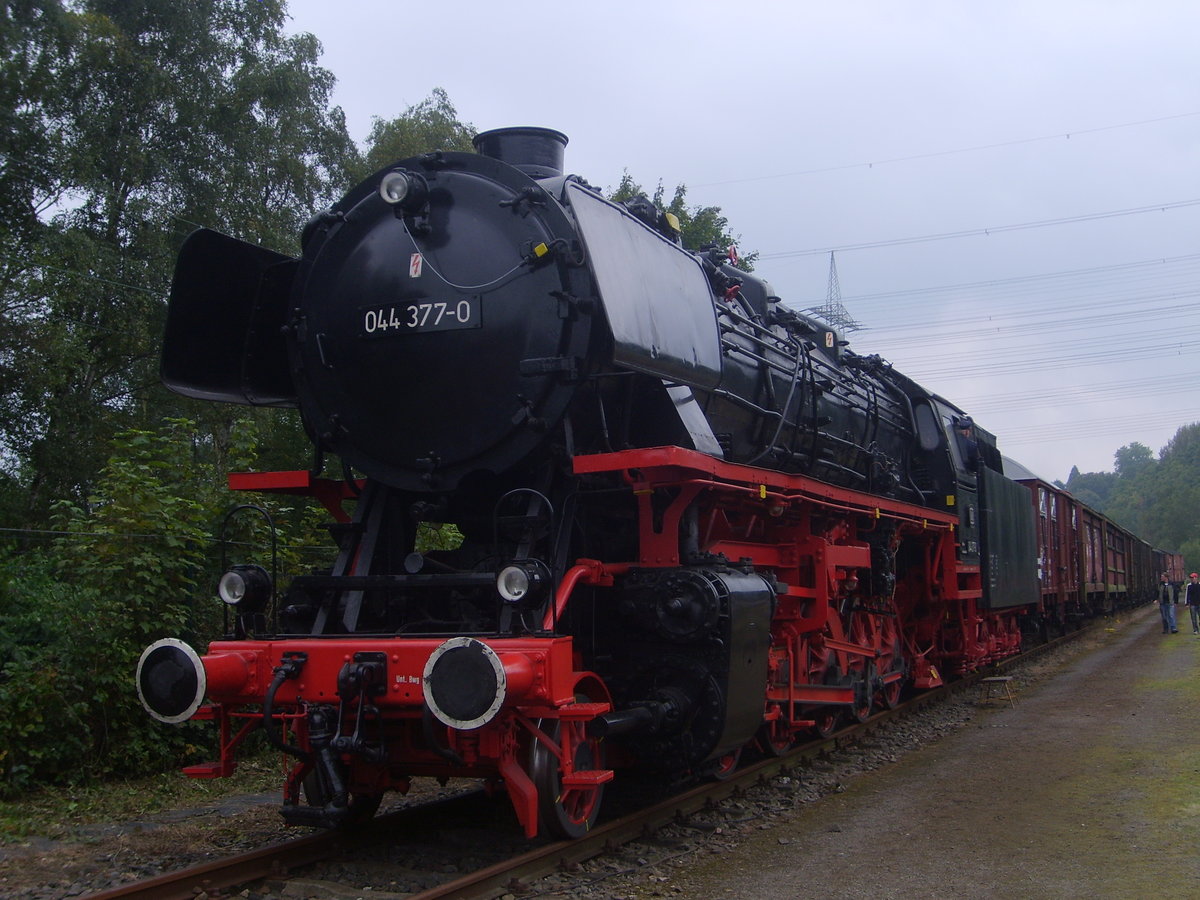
[1185,573,1200,634]
[1160,573,1178,634]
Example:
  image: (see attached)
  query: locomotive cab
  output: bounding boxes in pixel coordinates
[924,400,1038,610]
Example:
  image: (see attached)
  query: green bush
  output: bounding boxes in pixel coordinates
[0,423,221,795]
[0,552,90,793]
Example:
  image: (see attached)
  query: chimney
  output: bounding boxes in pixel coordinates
[472,127,568,178]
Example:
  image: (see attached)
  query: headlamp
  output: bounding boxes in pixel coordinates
[378,169,428,212]
[217,564,272,613]
[496,560,550,606]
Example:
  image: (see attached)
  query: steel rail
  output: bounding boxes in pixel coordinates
[406,625,1089,899]
[81,624,1089,900]
[79,792,486,900]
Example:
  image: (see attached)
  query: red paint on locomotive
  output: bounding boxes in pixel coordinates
[135,128,1173,842]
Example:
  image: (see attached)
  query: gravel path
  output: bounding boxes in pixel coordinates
[653,603,1200,899]
[2,605,1184,899]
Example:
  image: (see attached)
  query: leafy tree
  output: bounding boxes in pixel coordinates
[1074,425,1200,563]
[609,172,757,270]
[359,87,476,178]
[0,0,74,517]
[0,415,346,793]
[1063,465,1117,510]
[1159,423,1200,469]
[1100,443,1158,538]
[1067,485,1105,511]
[1181,537,1200,574]
[1,0,357,525]
[0,423,213,792]
[0,1,405,795]
[1142,424,1200,554]
[0,0,72,241]
[1113,442,1154,479]
[0,550,92,792]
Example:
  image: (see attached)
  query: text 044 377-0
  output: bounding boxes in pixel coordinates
[362,297,480,336]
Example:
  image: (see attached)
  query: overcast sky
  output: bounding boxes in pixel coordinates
[285,0,1199,483]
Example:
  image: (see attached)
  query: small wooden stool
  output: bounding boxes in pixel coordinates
[979,675,1016,708]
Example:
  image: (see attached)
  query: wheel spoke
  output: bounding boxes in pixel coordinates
[709,747,742,780]
[529,715,605,839]
[757,719,794,757]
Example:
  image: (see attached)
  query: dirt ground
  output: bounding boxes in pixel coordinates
[3,604,1194,899]
[659,603,1200,899]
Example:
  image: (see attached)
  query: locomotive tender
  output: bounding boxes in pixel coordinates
[138,128,1126,838]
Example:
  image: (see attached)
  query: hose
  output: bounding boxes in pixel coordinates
[263,657,310,762]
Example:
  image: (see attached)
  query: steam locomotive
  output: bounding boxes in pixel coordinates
[136,128,1124,839]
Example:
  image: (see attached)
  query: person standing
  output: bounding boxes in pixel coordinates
[1159,573,1178,634]
[1185,573,1200,635]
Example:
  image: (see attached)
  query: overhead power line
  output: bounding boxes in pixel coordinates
[760,198,1200,260]
[835,253,1200,307]
[694,110,1200,188]
[897,334,1193,380]
[875,293,1200,346]
[1000,410,1200,446]
[955,372,1200,411]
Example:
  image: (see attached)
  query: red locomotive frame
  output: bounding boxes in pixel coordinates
[179,446,1028,838]
[141,129,1172,842]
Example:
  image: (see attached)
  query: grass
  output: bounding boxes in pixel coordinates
[0,751,282,843]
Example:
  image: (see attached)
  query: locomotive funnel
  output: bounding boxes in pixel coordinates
[472,127,568,177]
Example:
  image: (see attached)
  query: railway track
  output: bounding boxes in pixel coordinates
[84,626,1086,900]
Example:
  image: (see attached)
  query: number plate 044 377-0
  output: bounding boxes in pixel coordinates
[360,297,481,337]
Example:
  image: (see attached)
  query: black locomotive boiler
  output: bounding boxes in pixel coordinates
[137,127,1042,838]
